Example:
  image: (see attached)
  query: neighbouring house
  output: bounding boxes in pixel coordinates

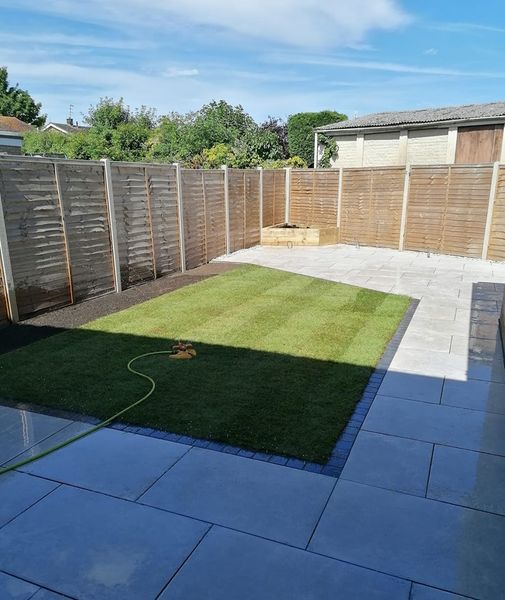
[42,117,90,135]
[314,101,505,168]
[0,116,32,155]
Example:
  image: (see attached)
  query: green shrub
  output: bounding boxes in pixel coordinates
[287,111,347,166]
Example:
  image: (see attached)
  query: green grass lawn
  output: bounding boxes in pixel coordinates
[0,265,410,462]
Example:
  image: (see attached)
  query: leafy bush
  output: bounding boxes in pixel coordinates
[287,111,347,166]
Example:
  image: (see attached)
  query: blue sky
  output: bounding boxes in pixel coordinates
[1,0,504,123]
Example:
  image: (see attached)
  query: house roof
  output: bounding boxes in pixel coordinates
[0,116,32,133]
[316,101,505,132]
[43,122,90,134]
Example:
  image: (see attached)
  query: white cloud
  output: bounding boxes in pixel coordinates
[164,67,199,78]
[423,48,438,56]
[432,22,505,35]
[5,0,410,48]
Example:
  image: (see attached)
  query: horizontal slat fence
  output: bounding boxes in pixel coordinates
[340,167,405,248]
[262,169,285,226]
[404,165,493,258]
[290,169,339,227]
[2,156,505,324]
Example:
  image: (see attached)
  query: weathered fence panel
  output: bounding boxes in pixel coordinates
[0,159,71,317]
[181,169,207,269]
[262,169,285,227]
[405,165,492,258]
[340,167,404,248]
[145,165,181,276]
[290,169,339,227]
[57,162,115,302]
[111,163,155,286]
[486,166,505,261]
[228,169,261,252]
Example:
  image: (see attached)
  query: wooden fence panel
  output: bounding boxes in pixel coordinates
[58,162,115,302]
[202,170,226,261]
[488,166,505,261]
[405,165,491,258]
[262,169,285,227]
[181,169,206,269]
[0,159,71,317]
[290,169,339,227]
[145,165,181,276]
[111,163,155,286]
[228,169,261,252]
[0,253,8,326]
[340,167,404,248]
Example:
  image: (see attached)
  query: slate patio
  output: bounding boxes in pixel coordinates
[1,245,504,599]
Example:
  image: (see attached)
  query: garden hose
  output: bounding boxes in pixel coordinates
[0,350,177,476]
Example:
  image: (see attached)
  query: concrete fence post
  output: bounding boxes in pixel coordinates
[0,190,19,322]
[482,161,500,260]
[173,162,186,272]
[257,166,264,241]
[337,167,343,231]
[313,132,319,169]
[101,158,122,292]
[54,162,75,304]
[222,165,231,254]
[399,164,411,251]
[284,167,291,223]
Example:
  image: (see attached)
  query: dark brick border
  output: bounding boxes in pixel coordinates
[0,299,418,478]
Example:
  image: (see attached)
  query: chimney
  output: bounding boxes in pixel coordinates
[66,117,74,126]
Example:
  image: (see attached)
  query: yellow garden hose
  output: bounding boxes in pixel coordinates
[0,351,174,476]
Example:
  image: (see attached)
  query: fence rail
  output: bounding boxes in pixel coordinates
[0,156,504,323]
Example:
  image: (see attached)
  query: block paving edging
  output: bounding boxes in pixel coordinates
[0,299,418,478]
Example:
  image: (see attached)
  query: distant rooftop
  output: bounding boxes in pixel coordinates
[0,116,32,133]
[43,120,90,134]
[316,101,505,131]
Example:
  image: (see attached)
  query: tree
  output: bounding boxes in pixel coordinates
[287,110,347,166]
[0,66,46,126]
[23,130,67,156]
[260,117,289,158]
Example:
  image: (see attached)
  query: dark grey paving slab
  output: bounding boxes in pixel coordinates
[378,371,444,404]
[309,480,505,599]
[340,431,432,496]
[441,379,505,415]
[2,422,91,467]
[428,445,505,516]
[0,485,209,600]
[364,395,505,456]
[22,428,189,500]
[0,407,74,464]
[0,471,58,528]
[140,447,334,547]
[0,571,38,600]
[160,526,411,600]
[411,583,470,599]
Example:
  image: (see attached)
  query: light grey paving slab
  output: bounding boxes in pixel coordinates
[21,428,189,500]
[341,431,432,496]
[0,485,209,600]
[160,526,411,600]
[0,471,58,528]
[2,421,91,467]
[428,445,505,516]
[378,371,444,404]
[411,583,471,599]
[0,571,38,600]
[364,395,505,457]
[399,331,452,353]
[309,480,505,600]
[0,408,74,464]
[441,378,505,415]
[140,447,334,547]
[389,348,467,379]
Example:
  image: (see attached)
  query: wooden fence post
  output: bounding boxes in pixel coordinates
[0,190,18,322]
[284,167,291,223]
[143,166,157,278]
[54,162,74,304]
[399,164,411,251]
[257,166,263,241]
[101,158,122,292]
[173,163,186,272]
[222,165,231,254]
[337,167,343,232]
[482,161,500,260]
